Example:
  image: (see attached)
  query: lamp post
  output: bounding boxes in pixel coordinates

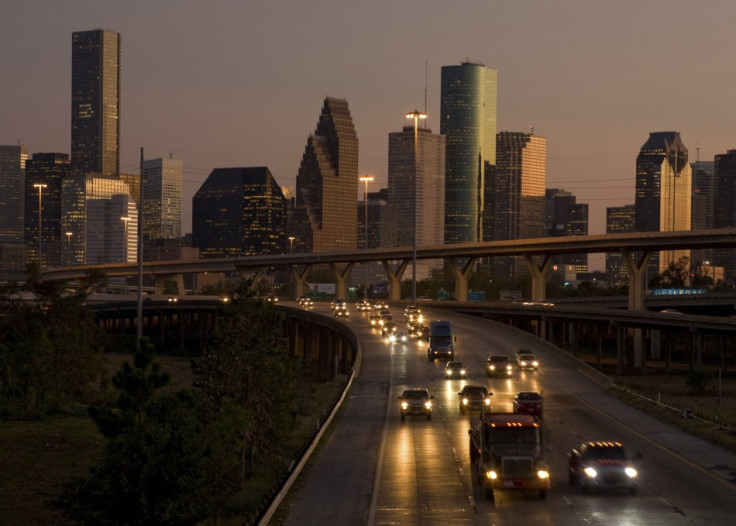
[33,183,47,267]
[406,110,426,305]
[359,174,374,298]
[65,231,73,265]
[288,236,295,297]
[121,216,131,263]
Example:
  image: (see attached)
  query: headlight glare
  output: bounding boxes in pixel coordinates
[537,470,550,479]
[486,470,497,480]
[625,467,638,478]
[584,467,597,478]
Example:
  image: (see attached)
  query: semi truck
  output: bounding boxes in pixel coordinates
[468,412,550,501]
[427,320,454,360]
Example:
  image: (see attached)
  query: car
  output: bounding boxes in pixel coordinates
[377,309,392,326]
[408,323,429,339]
[398,387,434,421]
[373,301,389,311]
[356,299,371,312]
[380,321,397,336]
[458,384,492,414]
[265,294,278,303]
[568,441,641,494]
[516,353,539,370]
[444,361,467,378]
[513,391,543,417]
[515,348,534,363]
[332,300,349,318]
[404,305,423,324]
[299,297,314,310]
[368,313,382,328]
[485,355,513,377]
[388,331,408,344]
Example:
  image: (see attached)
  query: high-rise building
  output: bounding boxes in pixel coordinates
[713,150,736,280]
[0,145,28,278]
[545,188,589,274]
[142,158,182,242]
[290,97,358,252]
[441,61,497,244]
[354,189,398,294]
[691,159,714,266]
[192,167,286,258]
[493,131,546,279]
[388,125,445,279]
[24,153,71,267]
[71,29,121,178]
[605,204,635,287]
[635,132,691,273]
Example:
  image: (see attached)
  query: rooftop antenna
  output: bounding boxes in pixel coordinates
[530,125,534,136]
[696,142,700,163]
[424,59,428,128]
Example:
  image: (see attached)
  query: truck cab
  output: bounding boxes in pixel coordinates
[427,320,455,360]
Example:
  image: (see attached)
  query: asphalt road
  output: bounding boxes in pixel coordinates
[280,304,736,525]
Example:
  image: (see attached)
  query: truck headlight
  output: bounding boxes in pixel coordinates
[401,402,408,410]
[484,398,491,406]
[584,467,597,479]
[625,467,638,478]
[532,361,539,367]
[537,469,550,479]
[489,365,496,371]
[462,398,469,406]
[486,470,498,480]
[506,365,512,371]
[424,401,432,410]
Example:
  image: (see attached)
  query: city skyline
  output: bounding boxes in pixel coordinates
[3,1,736,271]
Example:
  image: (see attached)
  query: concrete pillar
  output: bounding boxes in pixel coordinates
[381,259,409,301]
[616,324,624,375]
[329,262,355,300]
[695,331,704,370]
[525,253,553,302]
[447,257,478,302]
[290,264,312,299]
[155,273,185,295]
[651,329,661,360]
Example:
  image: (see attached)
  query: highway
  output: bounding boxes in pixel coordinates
[280,302,736,525]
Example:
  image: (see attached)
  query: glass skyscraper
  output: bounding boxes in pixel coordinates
[142,158,183,241]
[291,97,358,252]
[71,29,121,177]
[440,61,497,244]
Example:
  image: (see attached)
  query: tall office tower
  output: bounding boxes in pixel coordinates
[192,167,286,258]
[388,125,446,279]
[441,61,497,244]
[354,189,398,293]
[61,173,136,264]
[545,188,589,274]
[24,153,71,267]
[635,132,691,273]
[71,29,121,178]
[690,160,714,266]
[713,150,736,279]
[605,204,635,287]
[290,97,358,253]
[0,145,28,278]
[142,158,182,241]
[493,131,546,279]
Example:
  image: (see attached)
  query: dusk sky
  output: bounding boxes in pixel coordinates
[3,1,736,270]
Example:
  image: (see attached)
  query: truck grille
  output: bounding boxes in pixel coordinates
[502,456,534,478]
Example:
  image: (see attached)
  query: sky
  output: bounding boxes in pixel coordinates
[3,0,736,271]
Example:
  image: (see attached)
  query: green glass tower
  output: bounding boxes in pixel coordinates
[440,61,497,244]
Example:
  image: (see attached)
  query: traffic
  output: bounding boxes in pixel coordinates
[283,298,736,525]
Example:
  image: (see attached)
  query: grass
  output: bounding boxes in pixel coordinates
[0,354,348,525]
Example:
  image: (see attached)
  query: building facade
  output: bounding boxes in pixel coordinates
[0,145,28,278]
[493,132,546,279]
[388,125,445,280]
[635,132,691,273]
[713,150,736,280]
[24,153,71,267]
[142,157,182,242]
[545,188,589,274]
[192,167,286,258]
[605,204,635,287]
[440,61,497,244]
[71,29,121,178]
[354,189,398,295]
[691,160,714,267]
[291,97,358,252]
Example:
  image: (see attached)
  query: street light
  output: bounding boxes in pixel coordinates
[121,216,131,263]
[359,174,374,298]
[65,231,73,265]
[288,236,296,297]
[406,110,426,305]
[33,183,47,267]
[288,236,295,253]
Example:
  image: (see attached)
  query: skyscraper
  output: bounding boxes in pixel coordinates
[71,29,121,177]
[691,159,714,267]
[0,145,28,243]
[24,153,71,267]
[440,61,497,244]
[291,97,358,252]
[713,150,736,279]
[388,125,445,279]
[192,167,286,258]
[545,188,589,274]
[635,132,691,272]
[142,157,182,241]
[606,204,635,287]
[493,131,546,279]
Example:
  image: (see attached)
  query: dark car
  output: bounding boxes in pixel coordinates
[486,355,513,377]
[513,391,543,417]
[444,361,467,379]
[568,441,640,494]
[516,351,539,370]
[398,388,434,421]
[381,321,397,336]
[458,384,492,414]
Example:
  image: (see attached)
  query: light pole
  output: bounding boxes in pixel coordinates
[121,216,131,263]
[65,231,73,265]
[33,183,47,267]
[288,236,295,297]
[406,110,426,305]
[359,174,374,298]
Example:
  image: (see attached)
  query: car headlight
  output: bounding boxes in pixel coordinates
[462,398,469,405]
[532,361,539,367]
[424,401,432,410]
[401,402,408,410]
[520,360,527,366]
[537,469,550,479]
[486,470,498,480]
[506,365,512,371]
[625,467,638,478]
[584,467,597,479]
[489,365,496,371]
[460,369,466,375]
[484,398,491,406]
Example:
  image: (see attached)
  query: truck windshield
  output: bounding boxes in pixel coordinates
[488,427,538,444]
[431,336,452,346]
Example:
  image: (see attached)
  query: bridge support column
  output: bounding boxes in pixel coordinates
[615,324,624,375]
[155,273,185,295]
[651,329,661,360]
[448,257,478,302]
[329,262,354,300]
[290,264,312,298]
[525,254,553,302]
[694,330,704,370]
[622,249,652,371]
[382,260,409,301]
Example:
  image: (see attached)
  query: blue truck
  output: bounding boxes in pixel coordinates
[427,320,455,360]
